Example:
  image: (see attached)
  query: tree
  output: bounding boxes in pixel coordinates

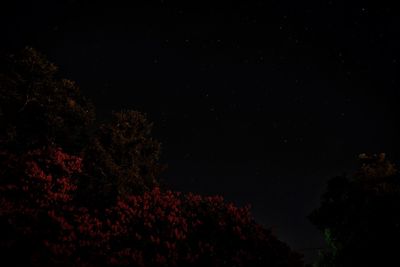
[309,153,400,267]
[78,110,165,207]
[0,47,95,154]
[0,48,164,203]
[1,147,304,267]
[0,146,82,266]
[1,48,304,266]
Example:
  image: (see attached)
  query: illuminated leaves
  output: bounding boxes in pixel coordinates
[1,147,302,266]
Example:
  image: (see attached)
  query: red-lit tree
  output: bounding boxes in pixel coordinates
[0,48,164,205]
[0,146,82,266]
[1,48,303,267]
[1,146,303,267]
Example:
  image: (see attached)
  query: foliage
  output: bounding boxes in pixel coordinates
[0,146,82,266]
[0,48,164,202]
[0,47,95,153]
[309,153,400,267]
[79,110,165,206]
[1,47,304,266]
[1,147,304,267]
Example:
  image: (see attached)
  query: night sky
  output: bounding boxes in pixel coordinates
[2,0,399,262]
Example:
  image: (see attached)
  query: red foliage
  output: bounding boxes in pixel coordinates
[0,147,303,267]
[0,147,82,266]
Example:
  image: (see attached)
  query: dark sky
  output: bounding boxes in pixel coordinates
[2,0,399,262]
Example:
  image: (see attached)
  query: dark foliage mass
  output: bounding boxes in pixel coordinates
[80,110,165,207]
[310,153,400,267]
[0,47,95,153]
[0,48,304,266]
[0,147,82,266]
[0,147,303,267]
[0,47,164,204]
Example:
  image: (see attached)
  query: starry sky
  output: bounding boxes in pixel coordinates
[1,0,399,262]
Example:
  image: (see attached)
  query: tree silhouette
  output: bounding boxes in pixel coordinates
[79,110,165,207]
[0,48,164,202]
[309,153,400,267]
[0,47,95,154]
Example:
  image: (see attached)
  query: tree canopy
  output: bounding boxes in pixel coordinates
[0,48,304,267]
[309,153,400,267]
[0,47,164,202]
[0,47,95,153]
[1,147,304,267]
[79,110,165,206]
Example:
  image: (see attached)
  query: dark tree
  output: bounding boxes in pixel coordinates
[0,48,164,204]
[79,110,165,206]
[0,47,95,154]
[309,153,399,267]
